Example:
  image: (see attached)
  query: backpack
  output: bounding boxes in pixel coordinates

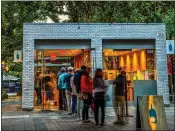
[115,74,123,85]
[73,71,82,93]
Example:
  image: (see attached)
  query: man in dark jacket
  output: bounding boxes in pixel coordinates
[74,65,87,118]
[113,71,126,125]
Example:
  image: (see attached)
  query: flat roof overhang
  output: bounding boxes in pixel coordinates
[34,39,91,49]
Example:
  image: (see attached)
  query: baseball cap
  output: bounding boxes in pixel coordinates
[60,67,66,72]
[67,67,74,72]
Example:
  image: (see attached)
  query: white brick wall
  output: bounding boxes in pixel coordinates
[23,23,169,110]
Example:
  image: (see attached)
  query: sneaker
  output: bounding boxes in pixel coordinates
[96,122,99,126]
[85,120,92,124]
[120,121,125,125]
[101,123,106,126]
[82,120,88,124]
[77,117,82,121]
[72,114,77,117]
[113,121,120,124]
[68,113,72,115]
[82,120,91,124]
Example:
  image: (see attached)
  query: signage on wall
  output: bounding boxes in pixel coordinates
[147,50,154,54]
[166,40,174,54]
[50,52,56,61]
[14,50,22,62]
[137,95,168,130]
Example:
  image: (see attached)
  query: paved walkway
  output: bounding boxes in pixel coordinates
[1,106,174,131]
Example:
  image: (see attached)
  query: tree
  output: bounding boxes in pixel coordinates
[65,1,175,38]
[1,1,175,70]
[1,1,65,72]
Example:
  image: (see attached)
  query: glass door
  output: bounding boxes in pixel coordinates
[34,50,58,111]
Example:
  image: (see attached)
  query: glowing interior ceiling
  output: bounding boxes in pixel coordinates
[36,49,87,57]
[103,49,140,56]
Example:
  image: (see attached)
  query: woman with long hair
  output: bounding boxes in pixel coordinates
[93,68,107,126]
[80,66,93,124]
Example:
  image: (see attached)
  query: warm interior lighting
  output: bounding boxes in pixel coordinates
[120,56,124,68]
[126,55,130,71]
[133,53,138,71]
[140,50,146,70]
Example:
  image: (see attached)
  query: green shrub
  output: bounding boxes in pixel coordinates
[1,88,8,100]
[17,89,22,96]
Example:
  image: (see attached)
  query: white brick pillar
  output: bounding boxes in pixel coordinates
[156,34,170,105]
[22,37,35,110]
[91,39,103,77]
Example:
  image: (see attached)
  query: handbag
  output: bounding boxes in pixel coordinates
[78,93,88,100]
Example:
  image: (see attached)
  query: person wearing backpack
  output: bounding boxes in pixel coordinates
[93,68,108,126]
[74,66,87,118]
[113,71,126,125]
[80,66,93,124]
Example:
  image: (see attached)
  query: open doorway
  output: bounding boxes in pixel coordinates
[34,49,91,111]
[103,49,156,102]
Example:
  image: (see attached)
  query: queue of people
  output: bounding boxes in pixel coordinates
[35,65,127,126]
[57,65,108,125]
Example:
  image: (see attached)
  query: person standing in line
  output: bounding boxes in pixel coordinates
[87,67,94,118]
[70,70,78,117]
[80,65,93,124]
[34,75,42,106]
[57,68,63,110]
[113,71,126,125]
[58,67,67,111]
[74,66,86,118]
[64,67,74,115]
[93,68,108,126]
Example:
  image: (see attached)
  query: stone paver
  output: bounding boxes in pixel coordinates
[1,107,174,131]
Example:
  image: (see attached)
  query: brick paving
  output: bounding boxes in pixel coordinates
[1,107,174,131]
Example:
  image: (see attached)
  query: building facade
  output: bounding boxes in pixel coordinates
[23,23,169,110]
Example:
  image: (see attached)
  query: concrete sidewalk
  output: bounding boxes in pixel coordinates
[1,106,174,131]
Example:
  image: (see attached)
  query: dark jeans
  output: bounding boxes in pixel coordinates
[72,95,77,114]
[59,89,67,110]
[94,92,105,124]
[46,89,53,100]
[59,89,63,110]
[82,93,92,121]
[37,95,42,105]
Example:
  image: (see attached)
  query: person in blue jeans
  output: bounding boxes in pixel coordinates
[70,74,77,116]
